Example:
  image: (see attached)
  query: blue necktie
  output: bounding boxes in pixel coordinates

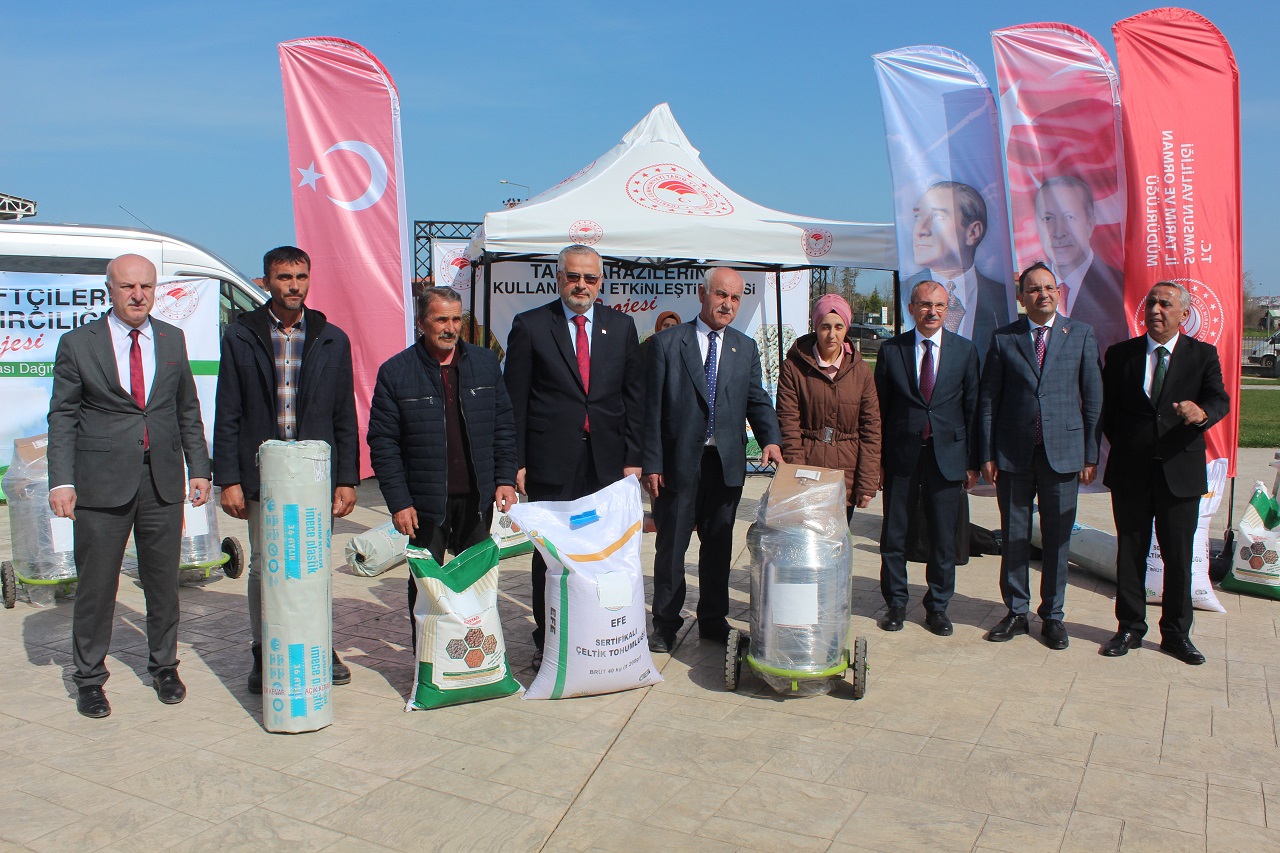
[705,331,719,439]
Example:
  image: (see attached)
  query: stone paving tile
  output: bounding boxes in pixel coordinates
[3,454,1280,850]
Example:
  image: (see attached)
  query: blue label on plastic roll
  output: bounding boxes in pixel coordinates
[288,643,306,717]
[283,504,300,579]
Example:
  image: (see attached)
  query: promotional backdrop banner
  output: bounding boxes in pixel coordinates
[874,46,1017,358]
[0,274,219,468]
[992,23,1129,354]
[1113,8,1241,475]
[280,37,413,479]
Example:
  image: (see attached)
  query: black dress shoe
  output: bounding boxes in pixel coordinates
[76,685,111,718]
[985,613,1029,642]
[924,611,954,636]
[648,633,674,654]
[879,607,905,632]
[331,651,351,685]
[152,669,186,705]
[247,643,263,695]
[1041,619,1069,650]
[1159,638,1206,665]
[1100,629,1144,657]
[531,650,543,671]
[699,625,730,643]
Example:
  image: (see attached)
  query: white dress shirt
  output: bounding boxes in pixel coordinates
[1029,313,1058,347]
[563,301,592,357]
[1144,332,1180,398]
[695,317,726,446]
[913,327,943,381]
[107,309,156,401]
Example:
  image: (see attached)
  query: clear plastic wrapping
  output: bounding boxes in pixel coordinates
[178,497,222,565]
[2,435,77,581]
[746,464,851,694]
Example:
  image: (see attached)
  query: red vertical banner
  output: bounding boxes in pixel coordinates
[993,23,1129,355]
[280,37,413,478]
[1114,8,1241,476]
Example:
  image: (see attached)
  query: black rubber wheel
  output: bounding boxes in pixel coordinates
[725,628,741,691]
[848,635,868,700]
[1263,355,1276,371]
[222,537,244,579]
[2,561,15,609]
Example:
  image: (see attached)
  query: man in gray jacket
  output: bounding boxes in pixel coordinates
[979,262,1102,649]
[48,254,211,718]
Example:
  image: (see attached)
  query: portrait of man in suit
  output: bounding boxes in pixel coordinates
[902,180,1010,357]
[875,279,980,637]
[1035,175,1128,352]
[47,254,211,718]
[978,263,1102,650]
[642,268,783,652]
[1100,282,1229,665]
[504,244,644,667]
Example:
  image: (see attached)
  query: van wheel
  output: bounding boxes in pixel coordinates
[1263,355,1276,370]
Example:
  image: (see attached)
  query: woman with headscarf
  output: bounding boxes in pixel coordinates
[775,294,882,522]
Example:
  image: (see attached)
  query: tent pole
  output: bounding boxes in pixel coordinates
[892,270,902,334]
[468,260,478,342]
[775,266,785,374]
[483,255,493,349]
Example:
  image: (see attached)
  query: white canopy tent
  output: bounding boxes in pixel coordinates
[465,103,898,271]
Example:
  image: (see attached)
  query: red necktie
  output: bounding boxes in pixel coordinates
[573,315,590,432]
[919,339,934,440]
[129,328,149,449]
[1034,326,1047,445]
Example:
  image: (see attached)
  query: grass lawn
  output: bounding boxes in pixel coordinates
[1239,389,1280,447]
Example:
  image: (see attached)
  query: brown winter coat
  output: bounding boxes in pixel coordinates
[775,334,882,506]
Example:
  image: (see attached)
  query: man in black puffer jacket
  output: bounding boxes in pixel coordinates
[367,287,517,645]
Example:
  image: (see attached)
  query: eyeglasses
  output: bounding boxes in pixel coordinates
[562,273,601,285]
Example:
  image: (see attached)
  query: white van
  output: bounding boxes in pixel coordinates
[0,221,265,329]
[1248,333,1280,371]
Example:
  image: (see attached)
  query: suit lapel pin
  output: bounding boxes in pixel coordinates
[731,347,737,352]
[601,329,607,335]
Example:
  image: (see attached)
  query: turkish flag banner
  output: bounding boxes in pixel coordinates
[280,37,413,478]
[992,23,1129,355]
[1114,8,1241,476]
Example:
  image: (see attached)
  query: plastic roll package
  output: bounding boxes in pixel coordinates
[259,440,333,733]
[3,435,76,581]
[344,520,408,577]
[179,496,222,565]
[746,463,851,695]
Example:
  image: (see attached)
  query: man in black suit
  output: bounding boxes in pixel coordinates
[875,280,980,636]
[1100,282,1229,665]
[504,245,644,666]
[979,263,1103,650]
[643,268,783,651]
[1035,176,1128,353]
[48,254,212,717]
[902,180,1010,358]
[214,246,360,693]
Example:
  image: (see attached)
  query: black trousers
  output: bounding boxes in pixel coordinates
[1111,463,1199,640]
[526,432,604,650]
[406,493,490,648]
[879,441,962,613]
[650,448,743,639]
[73,459,183,688]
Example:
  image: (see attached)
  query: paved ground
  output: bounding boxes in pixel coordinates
[1,450,1278,852]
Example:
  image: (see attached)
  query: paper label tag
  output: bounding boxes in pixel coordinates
[183,503,209,537]
[769,582,819,627]
[795,468,821,481]
[49,516,74,553]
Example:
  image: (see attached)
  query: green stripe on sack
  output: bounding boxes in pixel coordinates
[406,538,501,591]
[1248,488,1280,530]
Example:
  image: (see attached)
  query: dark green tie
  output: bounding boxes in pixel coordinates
[1152,346,1169,400]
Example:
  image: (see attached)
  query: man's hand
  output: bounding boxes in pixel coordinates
[332,486,357,518]
[1080,464,1098,486]
[965,470,979,490]
[516,467,527,496]
[49,487,76,521]
[495,485,517,512]
[981,462,998,486]
[644,473,664,499]
[189,478,212,508]
[1173,400,1208,426]
[622,466,642,482]
[761,444,784,467]
[855,494,873,509]
[220,483,248,519]
[393,506,418,537]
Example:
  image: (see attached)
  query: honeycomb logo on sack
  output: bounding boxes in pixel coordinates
[626,164,733,216]
[154,280,200,321]
[446,629,499,669]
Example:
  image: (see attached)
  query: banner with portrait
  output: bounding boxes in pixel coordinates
[874,45,1016,359]
[280,37,414,479]
[0,274,219,469]
[992,23,1129,355]
[1114,8,1241,475]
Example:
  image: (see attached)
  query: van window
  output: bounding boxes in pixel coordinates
[0,255,110,275]
[220,280,259,329]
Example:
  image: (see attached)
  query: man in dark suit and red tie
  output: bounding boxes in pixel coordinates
[979,263,1103,650]
[48,254,212,718]
[1100,281,1229,665]
[875,280,980,637]
[504,245,644,668]
[642,267,783,652]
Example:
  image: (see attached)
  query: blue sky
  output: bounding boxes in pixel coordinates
[3,2,1274,294]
